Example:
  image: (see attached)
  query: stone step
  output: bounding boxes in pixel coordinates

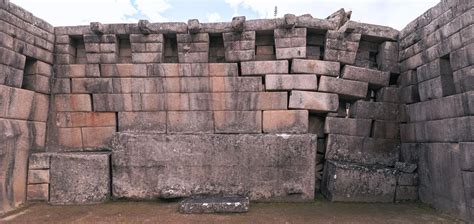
[179,196,249,214]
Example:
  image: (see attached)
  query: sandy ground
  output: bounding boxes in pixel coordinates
[1,200,464,224]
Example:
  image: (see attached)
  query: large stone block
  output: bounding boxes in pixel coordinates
[82,126,116,148]
[265,74,317,91]
[372,121,399,139]
[71,78,113,93]
[54,94,92,112]
[241,60,288,75]
[27,184,49,201]
[375,87,400,103]
[291,59,340,76]
[402,117,474,142]
[49,152,110,205]
[167,111,214,134]
[321,160,397,202]
[341,65,390,89]
[214,111,262,134]
[318,76,368,100]
[0,86,35,120]
[406,92,470,122]
[325,134,400,167]
[460,142,474,171]
[418,75,455,102]
[210,77,263,92]
[92,94,141,112]
[262,110,308,134]
[118,112,166,133]
[28,153,50,169]
[101,64,147,77]
[323,117,372,137]
[56,112,116,128]
[289,90,339,113]
[111,133,316,201]
[28,170,49,184]
[349,100,400,121]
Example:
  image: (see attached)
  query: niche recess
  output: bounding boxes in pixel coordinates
[163,34,178,63]
[355,40,379,69]
[255,30,275,61]
[306,29,325,60]
[70,36,86,64]
[208,33,225,62]
[118,35,132,63]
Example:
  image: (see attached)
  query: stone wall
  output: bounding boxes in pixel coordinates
[0,0,54,214]
[398,0,473,220]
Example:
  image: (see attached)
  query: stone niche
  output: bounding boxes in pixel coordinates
[111,133,317,202]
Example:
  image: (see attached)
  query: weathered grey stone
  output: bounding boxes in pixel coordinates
[323,117,372,137]
[118,112,166,133]
[111,133,316,201]
[241,60,288,75]
[376,87,400,103]
[349,100,400,121]
[263,110,308,134]
[318,76,368,99]
[396,186,418,201]
[395,162,417,173]
[187,19,201,34]
[214,111,262,134]
[28,170,49,184]
[27,184,49,201]
[179,196,249,214]
[341,65,390,89]
[372,121,399,139]
[339,21,399,41]
[289,90,339,113]
[460,142,474,171]
[418,75,455,102]
[28,153,50,169]
[401,117,474,143]
[265,74,317,91]
[325,134,400,167]
[90,22,104,35]
[398,173,418,186]
[322,160,397,202]
[49,152,110,205]
[283,14,296,29]
[291,59,340,76]
[406,92,471,122]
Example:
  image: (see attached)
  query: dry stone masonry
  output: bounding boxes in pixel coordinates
[0,0,472,221]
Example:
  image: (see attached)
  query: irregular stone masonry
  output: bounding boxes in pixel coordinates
[0,0,472,221]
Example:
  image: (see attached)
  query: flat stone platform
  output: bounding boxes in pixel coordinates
[1,201,461,224]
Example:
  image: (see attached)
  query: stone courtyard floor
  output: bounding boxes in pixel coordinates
[1,200,464,223]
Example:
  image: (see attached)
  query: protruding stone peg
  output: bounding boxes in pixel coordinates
[231,16,246,33]
[138,20,152,34]
[90,22,104,35]
[188,19,201,34]
[283,14,296,29]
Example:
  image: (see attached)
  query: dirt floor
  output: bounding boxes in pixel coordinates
[1,200,464,224]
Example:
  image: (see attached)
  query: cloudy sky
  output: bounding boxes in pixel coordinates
[11,0,439,30]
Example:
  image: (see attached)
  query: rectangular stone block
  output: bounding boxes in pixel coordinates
[52,78,71,94]
[308,115,325,136]
[212,92,288,111]
[208,63,238,77]
[210,77,263,92]
[214,111,262,134]
[318,76,368,99]
[265,74,317,91]
[25,60,52,77]
[50,152,110,205]
[57,128,82,148]
[275,47,306,59]
[82,126,116,148]
[118,112,166,133]
[375,87,400,103]
[167,111,214,134]
[241,60,288,75]
[418,75,455,102]
[71,78,113,93]
[372,121,400,139]
[399,85,420,104]
[341,65,390,89]
[22,74,50,94]
[291,59,340,76]
[403,117,474,142]
[101,64,147,77]
[28,170,49,184]
[325,134,400,166]
[56,112,116,128]
[92,94,141,112]
[406,92,470,122]
[27,184,49,201]
[323,117,372,137]
[397,70,418,87]
[55,64,99,78]
[289,90,339,113]
[460,142,474,171]
[398,173,418,186]
[1,87,35,120]
[29,153,50,169]
[416,58,452,83]
[54,94,92,112]
[349,100,400,121]
[111,133,316,201]
[263,110,308,134]
[0,64,23,88]
[322,160,397,203]
[0,46,26,69]
[31,92,49,122]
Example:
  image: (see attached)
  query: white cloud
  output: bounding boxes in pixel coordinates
[224,0,440,30]
[10,0,172,26]
[206,12,222,22]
